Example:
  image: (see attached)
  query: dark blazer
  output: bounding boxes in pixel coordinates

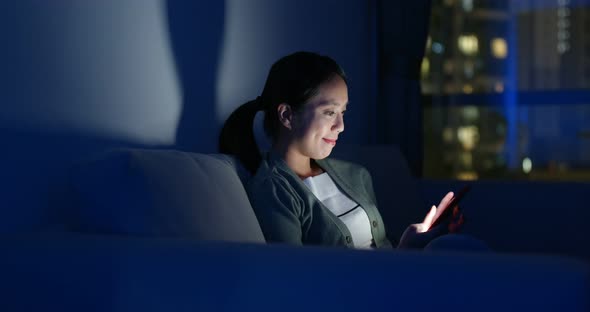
[247,151,392,248]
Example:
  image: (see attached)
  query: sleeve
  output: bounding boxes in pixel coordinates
[248,176,304,245]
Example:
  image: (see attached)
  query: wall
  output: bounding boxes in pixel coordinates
[0,0,376,232]
[0,1,181,144]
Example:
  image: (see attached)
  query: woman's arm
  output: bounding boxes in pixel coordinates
[248,176,305,245]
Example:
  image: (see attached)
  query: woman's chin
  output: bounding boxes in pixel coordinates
[315,148,334,160]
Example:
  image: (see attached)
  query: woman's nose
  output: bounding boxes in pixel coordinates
[333,113,344,133]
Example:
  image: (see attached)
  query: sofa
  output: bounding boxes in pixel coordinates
[1,147,589,311]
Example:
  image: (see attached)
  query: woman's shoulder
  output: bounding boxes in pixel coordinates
[246,156,306,208]
[248,154,296,190]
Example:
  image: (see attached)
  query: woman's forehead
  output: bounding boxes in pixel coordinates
[310,99,348,109]
[305,77,349,108]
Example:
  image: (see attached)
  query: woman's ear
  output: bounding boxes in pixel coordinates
[277,103,293,130]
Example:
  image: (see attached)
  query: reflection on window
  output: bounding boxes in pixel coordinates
[422,0,590,181]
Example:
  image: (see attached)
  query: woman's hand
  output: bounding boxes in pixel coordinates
[397,192,464,249]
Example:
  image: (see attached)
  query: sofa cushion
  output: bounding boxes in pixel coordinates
[70,149,265,243]
[2,235,590,312]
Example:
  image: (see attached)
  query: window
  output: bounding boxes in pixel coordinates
[422,0,590,181]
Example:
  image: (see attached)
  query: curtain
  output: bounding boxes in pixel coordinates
[376,0,432,176]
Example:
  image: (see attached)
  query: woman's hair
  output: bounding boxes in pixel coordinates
[218,51,347,174]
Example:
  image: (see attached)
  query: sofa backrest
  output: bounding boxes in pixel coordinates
[70,148,265,243]
[70,145,419,246]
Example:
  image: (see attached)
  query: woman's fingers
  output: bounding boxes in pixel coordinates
[418,206,437,233]
[423,205,437,224]
[438,191,455,211]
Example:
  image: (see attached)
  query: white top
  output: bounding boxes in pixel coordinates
[303,172,374,248]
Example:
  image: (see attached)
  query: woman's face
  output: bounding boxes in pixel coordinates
[289,75,348,160]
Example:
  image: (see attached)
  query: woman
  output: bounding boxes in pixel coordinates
[219,51,460,249]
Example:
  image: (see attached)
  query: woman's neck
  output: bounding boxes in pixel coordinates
[273,145,322,179]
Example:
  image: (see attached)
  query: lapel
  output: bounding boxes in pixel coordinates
[315,158,374,215]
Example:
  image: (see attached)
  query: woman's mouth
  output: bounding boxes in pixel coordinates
[323,138,337,146]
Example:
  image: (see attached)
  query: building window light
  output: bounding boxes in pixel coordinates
[557,19,571,28]
[556,1,571,55]
[557,42,570,54]
[462,84,474,94]
[522,157,532,174]
[494,82,504,93]
[442,127,454,143]
[557,30,570,41]
[458,35,478,56]
[462,0,473,12]
[491,38,508,59]
[421,58,430,77]
[557,7,570,17]
[457,125,479,151]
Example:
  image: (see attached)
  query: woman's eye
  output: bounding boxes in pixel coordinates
[324,111,336,117]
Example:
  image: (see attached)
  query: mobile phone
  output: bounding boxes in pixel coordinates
[429,184,471,229]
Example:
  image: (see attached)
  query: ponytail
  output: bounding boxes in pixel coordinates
[218,98,263,174]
